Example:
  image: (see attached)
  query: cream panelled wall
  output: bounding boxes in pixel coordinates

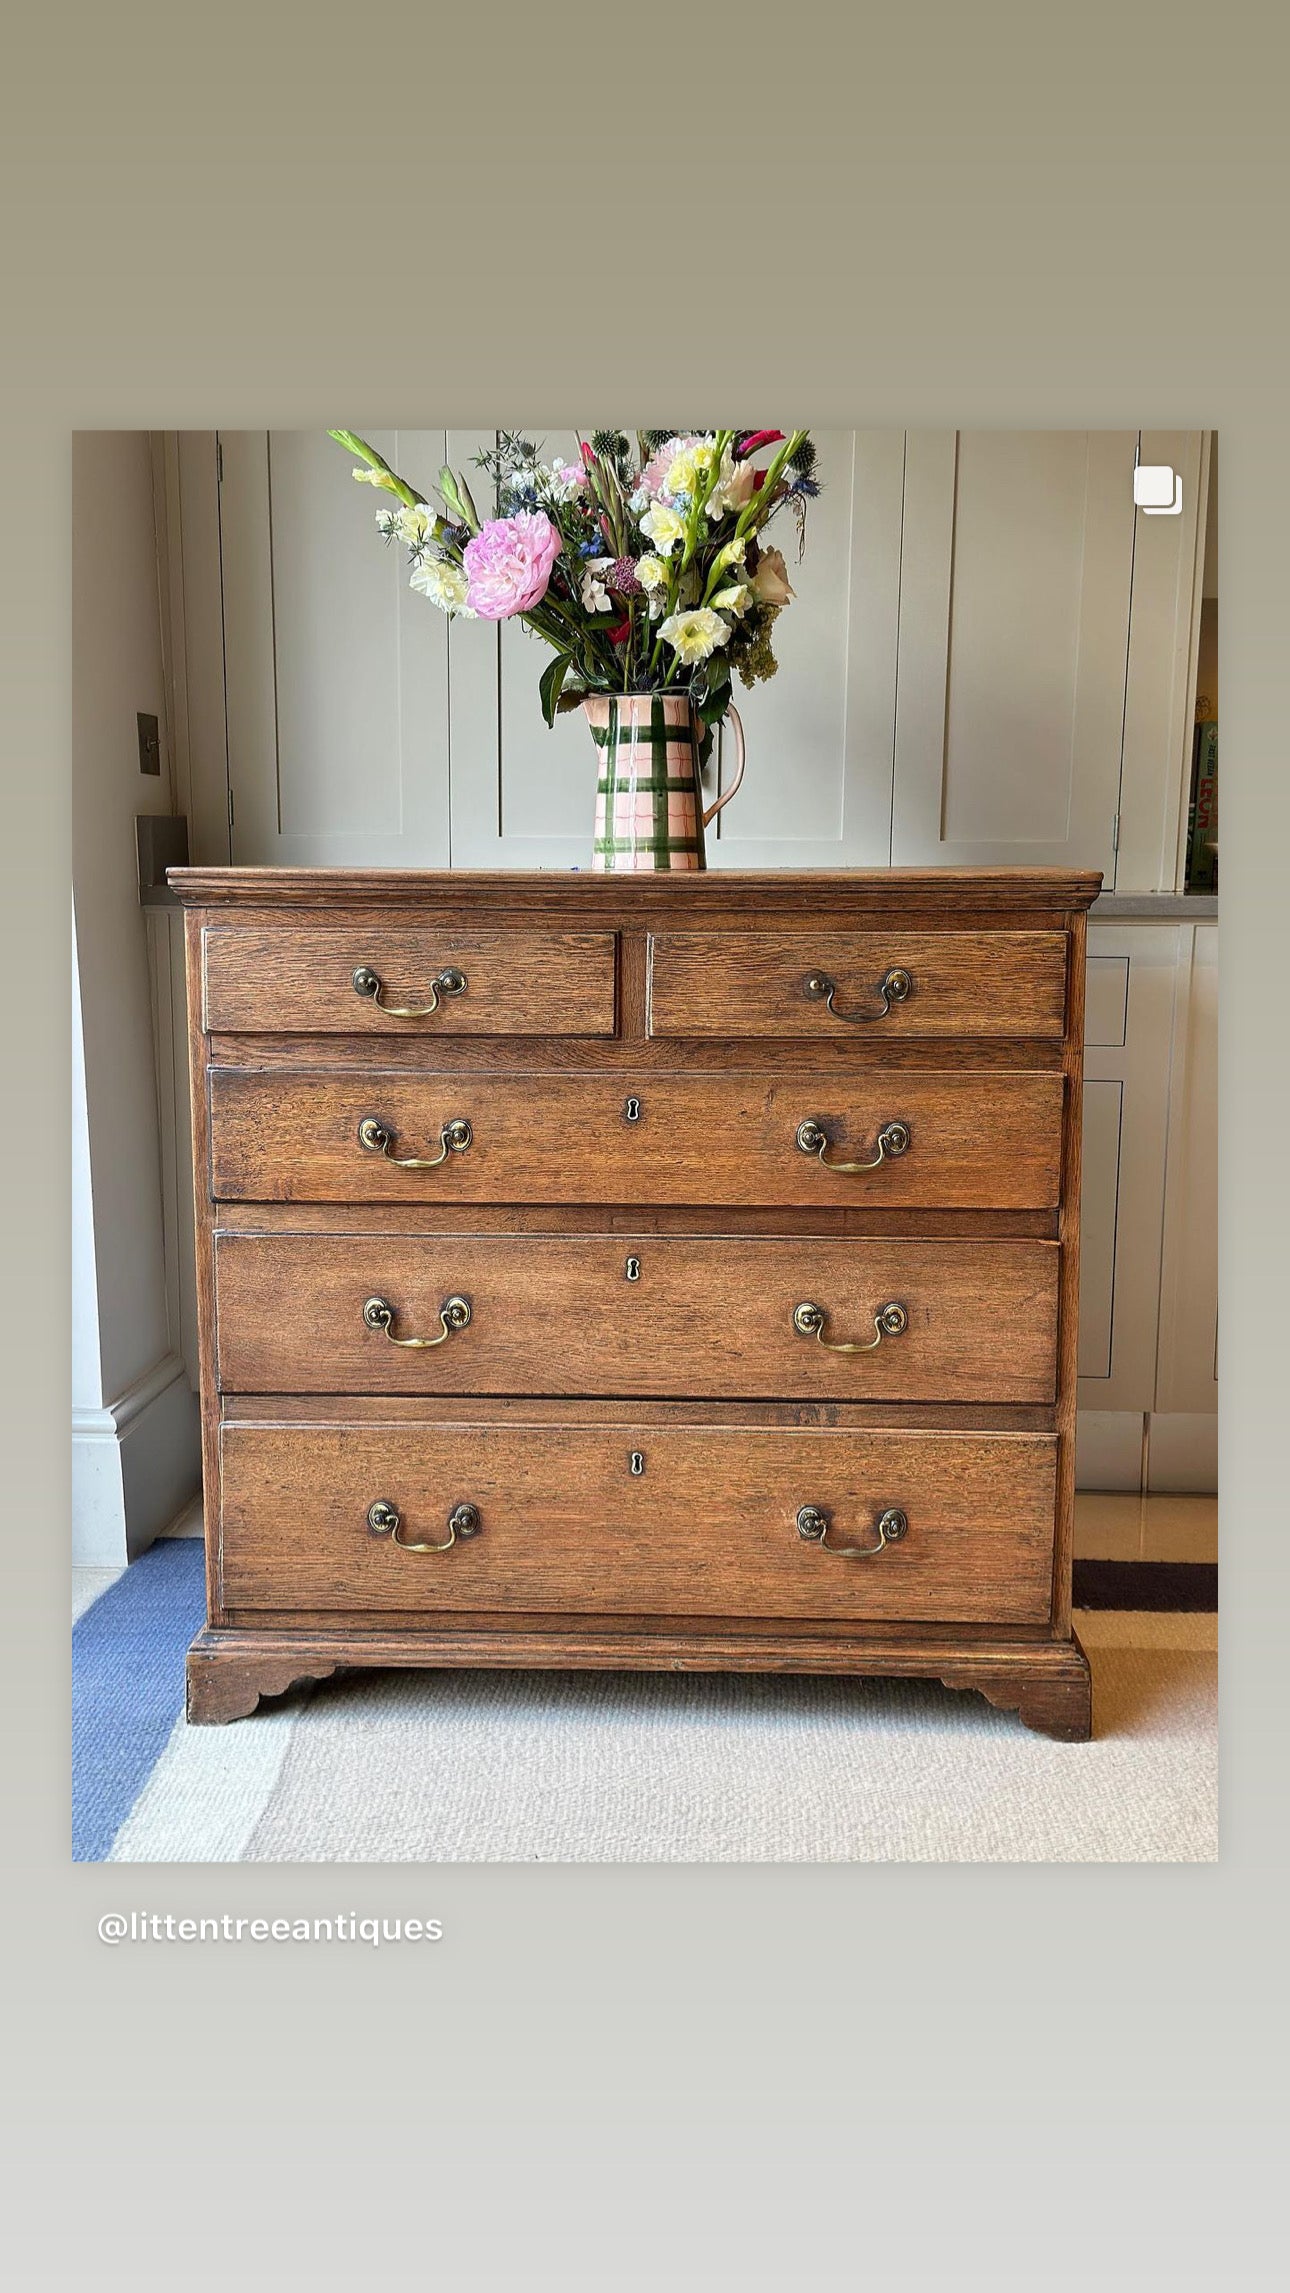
[219,431,451,866]
[204,429,1204,884]
[893,432,1136,873]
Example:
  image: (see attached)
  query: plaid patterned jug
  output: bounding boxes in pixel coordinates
[584,693,746,871]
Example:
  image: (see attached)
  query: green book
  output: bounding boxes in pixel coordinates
[1183,720,1202,887]
[1189,721,1218,893]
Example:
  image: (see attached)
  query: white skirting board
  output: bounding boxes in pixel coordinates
[72,1351,201,1566]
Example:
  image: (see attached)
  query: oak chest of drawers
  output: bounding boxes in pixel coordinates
[170,867,1100,1739]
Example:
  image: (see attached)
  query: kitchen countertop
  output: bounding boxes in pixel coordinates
[1090,892,1217,919]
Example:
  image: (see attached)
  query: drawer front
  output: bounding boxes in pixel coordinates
[219,1422,1058,1624]
[215,1233,1059,1402]
[209,1069,1064,1209]
[202,926,617,1036]
[648,930,1068,1039]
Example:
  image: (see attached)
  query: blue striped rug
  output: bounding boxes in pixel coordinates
[71,1549,1217,1862]
[72,1541,206,1860]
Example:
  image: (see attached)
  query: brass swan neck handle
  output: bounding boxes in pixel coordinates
[795,1117,910,1173]
[803,966,912,1023]
[363,1294,472,1348]
[796,1504,908,1558]
[367,1499,481,1553]
[357,1115,473,1168]
[793,1300,908,1352]
[352,964,468,1018]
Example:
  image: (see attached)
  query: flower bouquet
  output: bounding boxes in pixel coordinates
[329,427,819,868]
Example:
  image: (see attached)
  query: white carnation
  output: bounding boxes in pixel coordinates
[409,556,472,615]
[395,501,436,546]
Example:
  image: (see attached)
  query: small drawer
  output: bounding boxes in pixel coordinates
[214,1233,1060,1403]
[219,1420,1058,1625]
[648,930,1068,1039]
[202,925,617,1036]
[208,1068,1065,1209]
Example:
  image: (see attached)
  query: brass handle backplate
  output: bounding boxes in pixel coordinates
[804,966,912,1023]
[352,963,468,1018]
[363,1293,472,1348]
[796,1504,908,1557]
[357,1114,473,1168]
[367,1498,481,1552]
[795,1117,910,1172]
[793,1299,908,1353]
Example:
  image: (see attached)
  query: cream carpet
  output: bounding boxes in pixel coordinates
[105,1612,1216,1864]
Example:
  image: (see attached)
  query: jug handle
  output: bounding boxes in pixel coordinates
[701,704,746,829]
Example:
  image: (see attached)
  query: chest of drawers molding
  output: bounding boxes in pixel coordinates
[170,867,1100,1738]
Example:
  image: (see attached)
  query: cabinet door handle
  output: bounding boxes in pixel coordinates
[357,1115,473,1168]
[793,1300,908,1352]
[362,1294,472,1348]
[352,963,467,1017]
[803,966,912,1022]
[795,1117,910,1172]
[366,1499,481,1552]
[796,1504,908,1557]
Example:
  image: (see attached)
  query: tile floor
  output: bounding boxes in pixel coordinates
[1073,1491,1217,1563]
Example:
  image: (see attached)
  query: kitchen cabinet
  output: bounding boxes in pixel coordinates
[1076,917,1217,1492]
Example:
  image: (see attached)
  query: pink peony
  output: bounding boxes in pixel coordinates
[463,512,561,619]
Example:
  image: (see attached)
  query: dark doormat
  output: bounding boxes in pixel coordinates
[1072,1559,1217,1612]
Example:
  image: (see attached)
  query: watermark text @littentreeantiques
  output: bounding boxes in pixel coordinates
[98,1911,443,1947]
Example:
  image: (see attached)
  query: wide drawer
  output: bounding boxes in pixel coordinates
[208,1069,1064,1208]
[219,1421,1058,1624]
[648,930,1068,1039]
[202,925,617,1036]
[214,1233,1060,1402]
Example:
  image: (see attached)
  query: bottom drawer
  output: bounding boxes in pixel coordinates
[220,1421,1057,1626]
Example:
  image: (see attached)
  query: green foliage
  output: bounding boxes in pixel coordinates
[327,430,424,509]
[695,673,733,727]
[437,465,479,534]
[539,652,574,728]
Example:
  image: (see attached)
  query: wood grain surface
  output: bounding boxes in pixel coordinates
[169,866,1103,916]
[216,1201,1060,1240]
[174,867,1099,1727]
[207,1067,1065,1209]
[185,1623,1091,1737]
[223,1393,1055,1432]
[648,930,1068,1038]
[218,1421,1058,1624]
[202,925,616,1036]
[213,1232,1060,1402]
